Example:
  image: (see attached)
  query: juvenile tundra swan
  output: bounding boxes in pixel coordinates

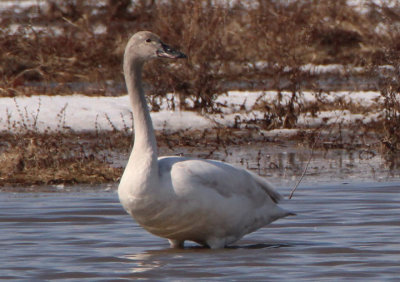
[118,31,292,249]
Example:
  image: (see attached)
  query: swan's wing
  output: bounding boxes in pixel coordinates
[158,157,282,203]
[242,169,282,203]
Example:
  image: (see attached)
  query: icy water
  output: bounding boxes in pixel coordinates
[1,182,400,281]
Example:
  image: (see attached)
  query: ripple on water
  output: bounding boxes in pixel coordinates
[1,182,400,280]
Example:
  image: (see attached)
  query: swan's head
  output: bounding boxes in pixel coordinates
[125,31,186,63]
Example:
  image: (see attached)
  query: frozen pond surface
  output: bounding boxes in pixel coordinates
[1,182,400,281]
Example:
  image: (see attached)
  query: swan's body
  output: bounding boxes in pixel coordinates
[118,31,292,249]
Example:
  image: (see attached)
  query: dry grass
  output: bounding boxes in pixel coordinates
[1,0,398,99]
[0,123,274,187]
[0,131,126,186]
[377,73,400,153]
[2,0,400,186]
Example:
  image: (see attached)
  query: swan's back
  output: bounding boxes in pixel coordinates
[160,156,281,203]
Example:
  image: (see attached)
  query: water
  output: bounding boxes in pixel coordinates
[1,182,400,281]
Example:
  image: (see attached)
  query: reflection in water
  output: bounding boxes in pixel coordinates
[124,252,162,274]
[217,144,400,187]
[123,240,292,273]
[161,143,400,189]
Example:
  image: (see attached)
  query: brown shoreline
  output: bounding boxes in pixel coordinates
[1,127,399,190]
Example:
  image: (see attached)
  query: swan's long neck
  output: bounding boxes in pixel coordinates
[124,56,158,170]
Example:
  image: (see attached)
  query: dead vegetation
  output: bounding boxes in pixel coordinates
[1,0,400,186]
[1,0,399,98]
[0,131,127,186]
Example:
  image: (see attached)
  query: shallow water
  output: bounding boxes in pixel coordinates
[1,182,400,281]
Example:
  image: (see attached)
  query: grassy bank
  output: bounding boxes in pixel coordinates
[1,116,399,187]
[1,0,400,186]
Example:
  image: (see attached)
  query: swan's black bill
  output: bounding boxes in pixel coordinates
[157,42,187,59]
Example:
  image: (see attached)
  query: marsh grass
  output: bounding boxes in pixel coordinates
[0,0,397,98]
[0,120,272,187]
[0,99,127,186]
[378,74,400,153]
[2,0,400,185]
[0,130,128,186]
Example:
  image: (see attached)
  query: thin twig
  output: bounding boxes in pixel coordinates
[288,111,344,200]
[62,17,81,29]
[288,130,321,200]
[104,113,118,131]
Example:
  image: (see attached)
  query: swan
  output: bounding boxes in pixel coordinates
[118,31,292,249]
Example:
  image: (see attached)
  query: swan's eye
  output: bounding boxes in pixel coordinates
[146,38,152,43]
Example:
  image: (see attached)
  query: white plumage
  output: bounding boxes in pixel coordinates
[118,31,292,249]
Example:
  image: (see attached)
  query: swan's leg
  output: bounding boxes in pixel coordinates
[206,237,226,249]
[169,239,184,248]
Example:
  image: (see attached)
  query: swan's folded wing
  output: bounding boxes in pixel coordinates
[162,157,282,204]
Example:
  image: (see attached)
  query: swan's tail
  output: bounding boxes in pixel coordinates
[251,172,297,218]
[250,172,283,203]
